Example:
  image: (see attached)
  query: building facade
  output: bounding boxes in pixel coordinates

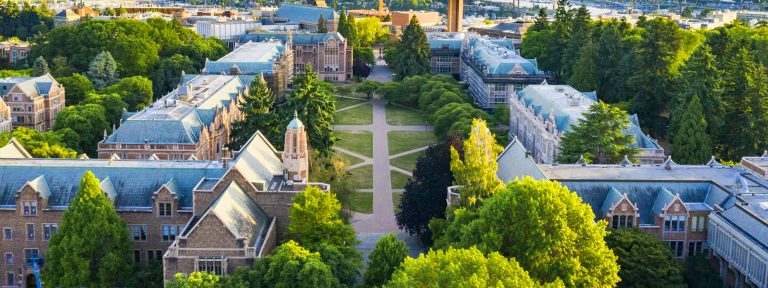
[0,41,30,68]
[202,41,293,98]
[468,21,532,40]
[54,3,99,28]
[195,21,263,48]
[427,32,464,77]
[461,37,549,109]
[0,116,325,287]
[273,4,337,32]
[239,32,353,82]
[98,75,245,160]
[0,97,10,133]
[0,74,65,131]
[508,84,665,164]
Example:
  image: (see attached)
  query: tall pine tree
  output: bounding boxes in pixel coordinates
[673,95,712,164]
[287,64,336,154]
[390,16,430,80]
[669,44,723,144]
[557,101,640,164]
[32,56,49,76]
[721,48,760,160]
[561,6,591,79]
[44,171,133,287]
[568,39,599,91]
[228,74,282,151]
[317,14,328,33]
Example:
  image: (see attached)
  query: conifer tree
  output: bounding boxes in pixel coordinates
[32,56,49,76]
[286,64,336,154]
[557,101,639,164]
[529,8,549,32]
[389,16,430,80]
[673,95,712,164]
[568,39,599,91]
[720,48,766,160]
[337,9,349,39]
[87,51,118,89]
[317,14,328,33]
[44,171,133,287]
[228,74,282,151]
[346,14,358,46]
[561,6,591,79]
[450,119,503,206]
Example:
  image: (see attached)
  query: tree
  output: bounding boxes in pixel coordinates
[720,48,768,160]
[530,8,549,32]
[557,101,639,164]
[151,54,196,97]
[568,39,599,91]
[44,171,133,287]
[345,14,359,47]
[385,247,539,288]
[449,119,503,206]
[388,16,430,80]
[87,51,119,89]
[364,234,408,286]
[355,17,389,47]
[308,150,355,220]
[355,80,380,99]
[228,74,282,151]
[337,9,349,42]
[286,64,337,154]
[103,76,154,111]
[167,272,220,288]
[673,95,711,164]
[434,177,620,287]
[432,103,489,139]
[395,135,464,244]
[53,104,109,156]
[0,127,78,158]
[82,93,128,129]
[605,228,685,288]
[317,14,328,33]
[32,56,49,76]
[684,254,722,288]
[56,73,94,105]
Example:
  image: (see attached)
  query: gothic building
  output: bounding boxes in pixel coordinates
[0,114,321,287]
[202,41,293,99]
[0,74,65,131]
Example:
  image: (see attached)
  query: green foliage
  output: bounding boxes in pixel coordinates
[356,17,389,47]
[0,127,77,158]
[0,68,30,77]
[364,234,408,286]
[53,103,109,156]
[151,54,197,97]
[720,47,768,160]
[386,16,430,80]
[32,56,49,76]
[673,95,711,164]
[0,1,52,40]
[434,178,620,287]
[81,92,128,128]
[103,76,154,111]
[557,101,639,164]
[87,51,118,89]
[286,65,337,154]
[355,80,380,99]
[684,254,722,288]
[396,135,462,244]
[450,119,503,206]
[317,14,328,33]
[432,103,490,140]
[228,75,281,151]
[605,228,685,288]
[57,73,94,105]
[308,150,356,220]
[167,272,220,288]
[44,171,133,287]
[385,247,541,288]
[568,39,599,91]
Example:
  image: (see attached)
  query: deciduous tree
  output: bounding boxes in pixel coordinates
[605,228,685,288]
[449,119,503,206]
[151,54,196,97]
[557,101,639,164]
[56,73,94,105]
[0,127,77,158]
[53,103,109,156]
[364,234,408,286]
[103,76,154,111]
[167,272,220,288]
[82,92,128,129]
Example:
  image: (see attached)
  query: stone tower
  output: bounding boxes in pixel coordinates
[447,0,464,32]
[283,111,309,182]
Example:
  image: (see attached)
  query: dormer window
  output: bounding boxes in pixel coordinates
[610,215,634,229]
[158,202,172,217]
[23,201,37,216]
[663,215,686,232]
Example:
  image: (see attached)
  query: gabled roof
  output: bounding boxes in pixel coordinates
[651,187,677,216]
[496,137,546,181]
[468,37,542,76]
[206,181,270,246]
[600,187,624,216]
[0,74,58,98]
[0,138,31,159]
[239,32,345,45]
[276,3,337,23]
[25,175,51,199]
[427,32,465,50]
[231,131,284,185]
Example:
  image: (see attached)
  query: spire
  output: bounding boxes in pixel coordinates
[287,110,304,129]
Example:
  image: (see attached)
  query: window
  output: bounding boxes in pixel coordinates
[198,257,223,275]
[667,241,684,258]
[26,224,34,241]
[24,249,38,266]
[4,253,12,265]
[664,215,686,232]
[3,228,11,240]
[162,225,181,242]
[158,202,172,217]
[148,250,163,262]
[134,250,141,263]
[690,216,707,232]
[43,224,57,240]
[688,241,708,256]
[23,201,37,216]
[7,272,13,286]
[611,215,634,229]
[130,225,148,241]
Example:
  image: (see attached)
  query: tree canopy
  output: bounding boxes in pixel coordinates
[285,64,336,154]
[385,16,430,80]
[87,51,118,89]
[605,228,685,288]
[57,73,94,105]
[228,74,281,151]
[0,127,77,158]
[167,272,220,288]
[557,101,639,164]
[53,103,109,156]
[449,119,503,206]
[672,94,711,164]
[364,234,408,287]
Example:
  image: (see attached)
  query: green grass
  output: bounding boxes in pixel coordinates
[335,130,374,158]
[385,105,429,126]
[393,192,403,215]
[388,131,437,156]
[335,97,365,110]
[350,192,373,214]
[336,150,365,166]
[348,165,373,189]
[390,151,424,172]
[335,103,373,125]
[391,170,411,190]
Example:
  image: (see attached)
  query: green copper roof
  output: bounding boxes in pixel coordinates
[287,111,304,129]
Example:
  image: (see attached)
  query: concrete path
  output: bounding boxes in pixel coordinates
[335,102,370,113]
[366,62,393,83]
[388,146,429,159]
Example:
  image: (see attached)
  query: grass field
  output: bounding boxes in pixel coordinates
[391,170,411,190]
[389,151,424,172]
[350,192,373,214]
[337,150,365,166]
[335,103,373,125]
[388,131,437,156]
[335,130,374,158]
[348,165,373,189]
[335,97,365,110]
[385,105,429,126]
[392,192,403,215]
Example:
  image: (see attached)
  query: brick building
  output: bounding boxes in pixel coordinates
[239,32,353,82]
[0,113,324,287]
[98,74,245,160]
[0,41,30,68]
[202,41,293,99]
[426,32,465,77]
[0,74,65,131]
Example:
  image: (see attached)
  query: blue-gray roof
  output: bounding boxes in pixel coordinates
[276,3,336,24]
[207,182,270,247]
[496,137,547,181]
[0,74,57,98]
[468,38,542,76]
[239,32,345,45]
[204,41,287,75]
[626,114,662,150]
[600,187,624,216]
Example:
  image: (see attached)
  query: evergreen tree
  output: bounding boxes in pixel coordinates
[568,39,599,91]
[673,95,712,165]
[389,16,430,80]
[228,74,282,151]
[317,14,328,33]
[529,8,549,32]
[286,64,337,154]
[557,101,640,164]
[44,171,133,287]
[561,6,591,79]
[337,8,349,39]
[595,19,636,103]
[32,56,49,76]
[551,0,572,75]
[87,51,118,89]
[720,48,768,160]
[606,228,685,287]
[450,119,503,206]
[364,234,408,287]
[346,14,358,47]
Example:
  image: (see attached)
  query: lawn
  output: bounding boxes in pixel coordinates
[348,165,373,189]
[392,192,403,215]
[335,130,373,158]
[335,103,373,125]
[335,97,365,110]
[350,192,373,214]
[390,151,424,172]
[391,170,411,190]
[388,131,437,156]
[337,150,364,166]
[385,105,429,126]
